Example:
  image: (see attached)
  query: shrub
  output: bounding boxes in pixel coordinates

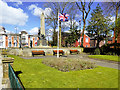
[100,43,120,55]
[83,47,96,54]
[106,52,112,55]
[42,58,96,72]
[94,48,100,55]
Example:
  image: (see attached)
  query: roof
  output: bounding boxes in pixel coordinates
[21,31,28,34]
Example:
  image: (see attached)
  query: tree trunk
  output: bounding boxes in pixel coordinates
[115,6,119,43]
[96,38,100,48]
[52,29,54,46]
[114,6,119,55]
[81,20,86,47]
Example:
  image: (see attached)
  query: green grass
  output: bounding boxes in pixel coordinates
[88,55,119,62]
[9,55,118,88]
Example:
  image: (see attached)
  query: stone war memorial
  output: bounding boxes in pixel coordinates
[36,12,49,48]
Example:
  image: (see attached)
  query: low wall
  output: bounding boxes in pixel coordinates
[8,48,83,57]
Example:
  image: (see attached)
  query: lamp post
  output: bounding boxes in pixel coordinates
[47,29,52,46]
[14,27,17,47]
[19,32,21,48]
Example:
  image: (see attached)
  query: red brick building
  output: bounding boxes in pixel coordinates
[61,29,120,48]
[112,29,120,43]
[75,34,90,47]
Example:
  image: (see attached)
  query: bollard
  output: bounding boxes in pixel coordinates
[2,57,14,84]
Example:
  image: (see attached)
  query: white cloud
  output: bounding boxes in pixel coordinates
[9,0,22,7]
[28,4,52,18]
[62,20,79,28]
[64,30,71,33]
[0,0,28,26]
[110,16,115,22]
[10,0,22,3]
[28,4,37,10]
[80,29,88,34]
[15,1,23,7]
[44,8,52,17]
[75,14,82,19]
[6,30,11,34]
[29,27,39,34]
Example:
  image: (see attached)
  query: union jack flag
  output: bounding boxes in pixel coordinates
[59,13,69,22]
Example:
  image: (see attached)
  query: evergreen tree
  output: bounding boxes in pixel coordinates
[66,26,80,47]
[86,4,112,48]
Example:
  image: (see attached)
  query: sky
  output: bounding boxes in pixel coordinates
[0,0,117,40]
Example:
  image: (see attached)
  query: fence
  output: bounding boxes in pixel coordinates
[8,64,24,89]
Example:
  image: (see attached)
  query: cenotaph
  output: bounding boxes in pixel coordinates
[37,12,49,47]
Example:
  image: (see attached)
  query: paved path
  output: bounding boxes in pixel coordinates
[21,53,120,70]
[67,54,120,70]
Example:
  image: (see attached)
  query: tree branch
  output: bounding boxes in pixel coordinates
[76,2,82,11]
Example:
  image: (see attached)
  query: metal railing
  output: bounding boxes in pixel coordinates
[8,64,24,89]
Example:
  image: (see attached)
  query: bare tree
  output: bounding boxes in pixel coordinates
[76,0,94,47]
[61,3,79,32]
[102,1,120,43]
[44,2,75,47]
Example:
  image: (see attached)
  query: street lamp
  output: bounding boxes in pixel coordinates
[14,27,18,47]
[19,32,21,48]
[47,29,52,46]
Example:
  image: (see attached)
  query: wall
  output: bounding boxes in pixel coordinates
[117,32,120,43]
[0,35,6,48]
[75,34,90,47]
[8,48,83,57]
[3,35,6,48]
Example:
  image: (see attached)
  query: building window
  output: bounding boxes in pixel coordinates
[35,37,37,41]
[78,38,81,42]
[0,36,3,47]
[14,37,17,47]
[8,36,11,40]
[86,45,88,47]
[0,42,3,46]
[22,40,26,44]
[86,37,88,43]
[0,36,2,40]
[9,42,11,47]
[22,36,25,39]
[30,36,32,40]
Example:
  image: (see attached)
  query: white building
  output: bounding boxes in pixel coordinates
[0,26,39,48]
[0,26,7,48]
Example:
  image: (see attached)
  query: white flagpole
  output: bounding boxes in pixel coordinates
[57,11,59,58]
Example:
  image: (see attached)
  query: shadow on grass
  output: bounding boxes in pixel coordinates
[15,71,25,89]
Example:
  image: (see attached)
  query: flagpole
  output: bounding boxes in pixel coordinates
[57,11,59,58]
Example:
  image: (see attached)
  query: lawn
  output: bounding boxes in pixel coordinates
[88,55,119,62]
[9,55,118,88]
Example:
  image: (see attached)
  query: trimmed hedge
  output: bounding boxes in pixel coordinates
[83,43,120,55]
[100,43,120,55]
[83,47,96,54]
